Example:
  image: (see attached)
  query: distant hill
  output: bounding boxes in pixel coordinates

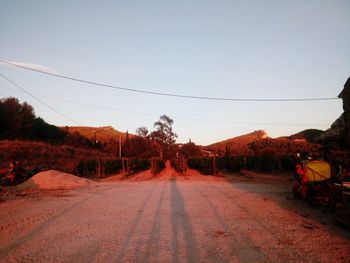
[317,114,346,148]
[64,126,134,143]
[205,130,320,156]
[287,129,324,143]
[205,130,268,155]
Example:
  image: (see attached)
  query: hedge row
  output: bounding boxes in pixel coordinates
[170,157,187,174]
[187,157,215,175]
[76,158,151,177]
[188,154,295,174]
[151,158,166,175]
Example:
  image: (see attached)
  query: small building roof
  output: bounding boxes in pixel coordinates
[339,77,350,98]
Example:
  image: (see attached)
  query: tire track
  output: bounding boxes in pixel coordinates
[0,185,117,259]
[206,181,321,263]
[191,183,267,263]
[113,183,157,263]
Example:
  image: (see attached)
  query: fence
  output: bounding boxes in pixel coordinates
[76,157,164,177]
[187,155,295,175]
[171,157,188,175]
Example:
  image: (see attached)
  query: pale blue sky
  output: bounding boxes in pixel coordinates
[0,1,349,145]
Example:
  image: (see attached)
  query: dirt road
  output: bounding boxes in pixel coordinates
[1,168,350,262]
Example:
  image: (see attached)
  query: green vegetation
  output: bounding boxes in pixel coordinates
[0,97,94,147]
[188,154,295,174]
[76,158,152,177]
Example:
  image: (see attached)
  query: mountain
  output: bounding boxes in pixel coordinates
[287,129,324,143]
[204,129,321,156]
[64,126,134,143]
[317,114,346,148]
[205,130,268,155]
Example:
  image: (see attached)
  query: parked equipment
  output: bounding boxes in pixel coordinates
[292,153,345,211]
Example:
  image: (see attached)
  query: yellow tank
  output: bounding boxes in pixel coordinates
[304,160,331,182]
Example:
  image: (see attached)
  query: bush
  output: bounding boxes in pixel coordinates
[151,158,165,175]
[76,159,123,177]
[188,154,295,174]
[76,158,153,177]
[171,157,187,173]
[188,157,215,175]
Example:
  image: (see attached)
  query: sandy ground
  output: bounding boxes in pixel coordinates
[0,167,350,263]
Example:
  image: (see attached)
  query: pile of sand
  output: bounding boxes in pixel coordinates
[17,170,93,190]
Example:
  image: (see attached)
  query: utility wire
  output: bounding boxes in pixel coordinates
[0,85,329,127]
[0,72,82,125]
[0,60,340,102]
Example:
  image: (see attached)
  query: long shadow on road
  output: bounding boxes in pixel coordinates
[192,183,267,263]
[141,182,166,263]
[170,180,199,263]
[114,183,156,263]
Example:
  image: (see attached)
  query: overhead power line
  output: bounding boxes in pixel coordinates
[0,72,82,125]
[0,85,330,127]
[0,60,340,102]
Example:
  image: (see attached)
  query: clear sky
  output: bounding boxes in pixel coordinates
[0,1,349,145]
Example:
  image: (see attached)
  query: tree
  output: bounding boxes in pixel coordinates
[180,141,202,158]
[0,97,35,139]
[136,126,149,137]
[123,136,158,158]
[149,115,177,160]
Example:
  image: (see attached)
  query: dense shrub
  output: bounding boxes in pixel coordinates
[171,157,187,173]
[188,154,296,175]
[150,158,165,175]
[188,157,215,175]
[76,158,152,177]
[217,156,244,172]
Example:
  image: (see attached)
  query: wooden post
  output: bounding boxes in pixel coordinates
[213,156,216,175]
[151,157,154,175]
[182,158,185,176]
[122,158,125,176]
[127,158,130,176]
[97,159,101,178]
[183,157,187,176]
[119,136,122,158]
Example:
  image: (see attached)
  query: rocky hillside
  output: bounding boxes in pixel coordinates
[64,126,134,143]
[287,129,324,143]
[317,114,346,148]
[205,130,268,155]
[205,130,321,156]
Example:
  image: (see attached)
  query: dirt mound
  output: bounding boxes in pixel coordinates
[17,170,93,190]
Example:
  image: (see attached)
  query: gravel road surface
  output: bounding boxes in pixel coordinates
[1,168,349,262]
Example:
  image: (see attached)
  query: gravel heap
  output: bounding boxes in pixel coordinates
[17,170,92,190]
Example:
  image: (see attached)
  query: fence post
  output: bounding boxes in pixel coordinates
[213,156,217,175]
[151,157,154,175]
[183,157,187,176]
[122,158,125,176]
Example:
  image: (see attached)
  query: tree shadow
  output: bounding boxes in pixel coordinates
[114,184,156,263]
[192,184,267,263]
[140,182,166,263]
[170,180,199,263]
